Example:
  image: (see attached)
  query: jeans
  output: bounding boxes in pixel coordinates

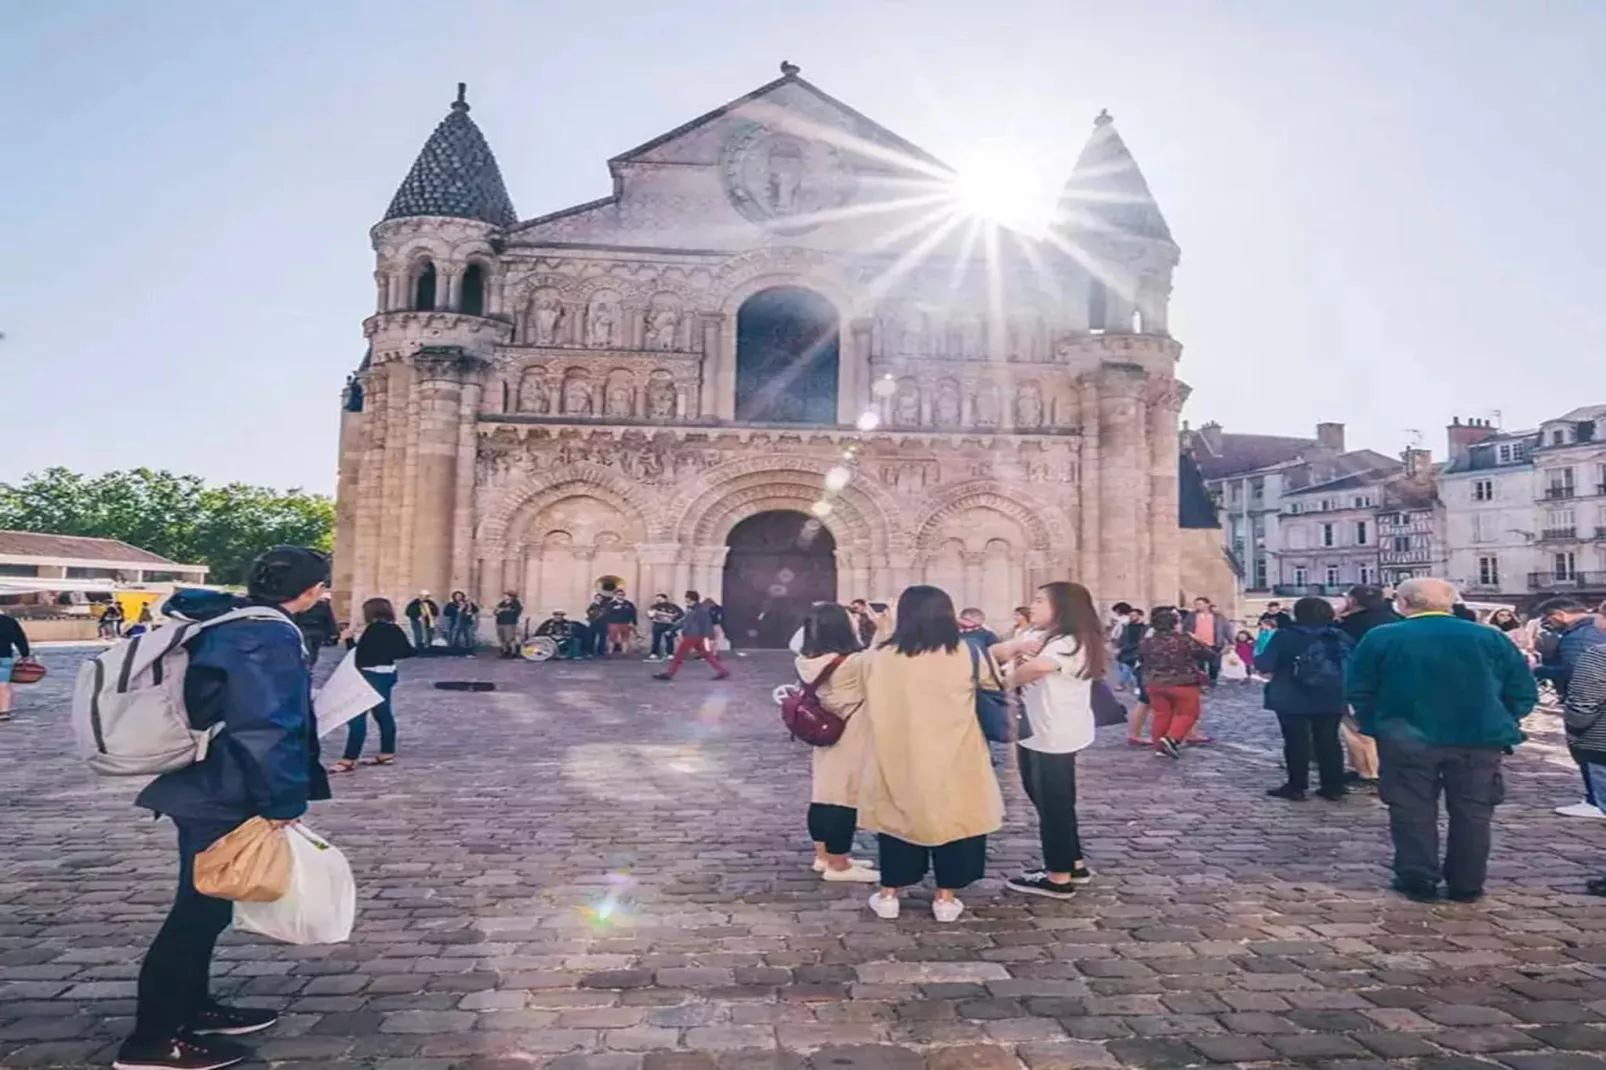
[808,803,857,856]
[1378,737,1505,892]
[343,670,398,760]
[448,617,476,651]
[1570,744,1605,805]
[130,818,241,1044]
[1116,661,1138,690]
[877,833,987,890]
[410,620,434,648]
[1276,711,1345,793]
[663,635,728,677]
[651,623,680,658]
[1149,684,1202,743]
[1018,746,1083,872]
[588,621,609,657]
[1205,650,1222,684]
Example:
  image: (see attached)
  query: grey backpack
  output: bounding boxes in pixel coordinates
[72,607,298,777]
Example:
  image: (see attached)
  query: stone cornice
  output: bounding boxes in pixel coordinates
[473,418,1083,448]
[364,310,514,340]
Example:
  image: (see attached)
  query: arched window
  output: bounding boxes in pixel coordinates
[411,261,437,311]
[1131,308,1144,334]
[735,287,839,424]
[461,263,486,316]
[1087,277,1108,332]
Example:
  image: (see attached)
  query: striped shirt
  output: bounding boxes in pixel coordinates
[1565,644,1606,753]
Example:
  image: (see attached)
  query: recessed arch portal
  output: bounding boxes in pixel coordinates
[735,287,839,424]
[721,509,837,649]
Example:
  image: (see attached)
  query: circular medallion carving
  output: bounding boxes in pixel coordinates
[721,124,857,234]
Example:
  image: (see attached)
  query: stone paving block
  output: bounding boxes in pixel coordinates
[855,963,1010,985]
[1180,1034,1279,1063]
[924,1046,1023,1070]
[1013,1040,1121,1069]
[803,1045,925,1070]
[1433,1028,1548,1054]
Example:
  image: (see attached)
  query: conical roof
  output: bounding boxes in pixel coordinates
[1056,110,1172,244]
[383,84,517,227]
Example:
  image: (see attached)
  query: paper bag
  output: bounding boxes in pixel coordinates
[194,817,292,902]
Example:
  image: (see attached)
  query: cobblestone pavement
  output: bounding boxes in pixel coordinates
[7,646,1606,1070]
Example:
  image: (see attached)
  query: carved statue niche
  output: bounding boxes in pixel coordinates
[1015,381,1045,429]
[933,379,962,429]
[893,377,921,427]
[644,294,682,350]
[603,371,634,419]
[517,368,552,414]
[973,380,1001,429]
[898,311,926,355]
[645,370,677,420]
[958,316,984,359]
[586,290,622,349]
[530,288,566,346]
[561,369,594,416]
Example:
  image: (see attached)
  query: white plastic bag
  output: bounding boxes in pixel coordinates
[233,824,355,944]
[1220,651,1249,682]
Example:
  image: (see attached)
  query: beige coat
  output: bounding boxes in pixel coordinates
[796,652,872,809]
[856,646,1005,846]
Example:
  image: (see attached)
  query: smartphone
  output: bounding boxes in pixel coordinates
[869,602,888,613]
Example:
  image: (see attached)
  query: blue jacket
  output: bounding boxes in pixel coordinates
[136,590,330,823]
[1255,625,1351,716]
[1344,613,1536,748]
[1535,618,1606,695]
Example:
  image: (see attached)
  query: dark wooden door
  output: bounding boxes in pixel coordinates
[721,511,837,649]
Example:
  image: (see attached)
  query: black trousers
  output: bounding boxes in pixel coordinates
[877,833,987,890]
[807,803,857,855]
[1276,712,1345,793]
[1017,746,1083,872]
[131,818,241,1044]
[1378,738,1504,893]
[651,623,679,658]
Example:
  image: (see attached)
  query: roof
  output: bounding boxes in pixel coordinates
[608,63,948,171]
[383,85,517,227]
[1284,455,1403,497]
[1187,431,1317,480]
[1551,404,1606,424]
[1057,111,1174,244]
[0,530,195,568]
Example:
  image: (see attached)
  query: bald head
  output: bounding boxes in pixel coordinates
[1396,578,1459,615]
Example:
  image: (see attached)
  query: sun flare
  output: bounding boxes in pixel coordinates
[948,147,1058,236]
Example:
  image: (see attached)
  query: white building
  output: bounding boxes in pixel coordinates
[1530,405,1606,604]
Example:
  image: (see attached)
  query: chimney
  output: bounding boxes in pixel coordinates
[1316,422,1345,452]
[1197,420,1224,455]
[1402,447,1432,477]
[1446,416,1496,463]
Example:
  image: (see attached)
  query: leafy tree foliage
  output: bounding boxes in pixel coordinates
[0,468,334,585]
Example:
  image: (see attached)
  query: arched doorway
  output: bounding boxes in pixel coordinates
[735,287,839,424]
[721,510,837,649]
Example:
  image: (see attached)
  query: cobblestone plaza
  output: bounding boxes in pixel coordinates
[7,649,1606,1069]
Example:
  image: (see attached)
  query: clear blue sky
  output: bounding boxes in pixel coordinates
[4,1,1603,493]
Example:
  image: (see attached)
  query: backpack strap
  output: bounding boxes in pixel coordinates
[799,655,848,700]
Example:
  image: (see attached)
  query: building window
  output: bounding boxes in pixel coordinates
[1229,481,1243,505]
[1393,535,1412,553]
[1293,566,1308,587]
[460,263,486,316]
[1353,495,1373,508]
[1545,467,1576,499]
[1249,477,1265,504]
[1597,463,1606,494]
[411,260,437,311]
[1251,516,1266,540]
[1546,508,1577,537]
[1319,499,1332,511]
[1355,520,1370,546]
[1478,555,1499,587]
[1358,563,1374,585]
[1288,501,1301,515]
[1474,479,1494,502]
[1324,566,1341,587]
[1087,277,1108,331]
[1321,522,1336,547]
[1254,556,1268,588]
[1552,428,1567,446]
[1555,551,1578,580]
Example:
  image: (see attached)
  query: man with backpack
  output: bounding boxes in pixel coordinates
[1345,578,1536,904]
[109,546,332,1070]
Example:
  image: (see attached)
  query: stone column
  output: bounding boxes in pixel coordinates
[330,391,365,620]
[638,544,680,603]
[375,362,415,597]
[409,351,476,597]
[700,314,728,419]
[961,551,985,614]
[448,378,483,594]
[478,555,504,618]
[1076,374,1101,599]
[445,268,463,312]
[841,318,873,425]
[1097,364,1147,606]
[1146,378,1183,608]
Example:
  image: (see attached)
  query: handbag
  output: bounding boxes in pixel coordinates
[9,657,45,685]
[778,655,850,747]
[968,642,1013,744]
[1091,680,1127,726]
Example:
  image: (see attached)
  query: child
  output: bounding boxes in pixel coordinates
[1233,629,1255,680]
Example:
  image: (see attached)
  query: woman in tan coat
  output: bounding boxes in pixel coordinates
[795,603,879,883]
[858,585,1005,922]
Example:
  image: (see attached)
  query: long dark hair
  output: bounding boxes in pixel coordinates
[883,585,960,656]
[362,597,396,624]
[1038,581,1107,680]
[801,603,861,658]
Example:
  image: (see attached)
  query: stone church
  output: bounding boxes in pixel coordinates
[334,64,1230,646]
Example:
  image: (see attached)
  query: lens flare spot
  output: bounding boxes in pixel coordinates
[856,411,881,432]
[824,466,852,492]
[872,375,898,399]
[810,500,833,518]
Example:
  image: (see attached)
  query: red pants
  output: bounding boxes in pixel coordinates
[1149,684,1202,744]
[665,635,728,677]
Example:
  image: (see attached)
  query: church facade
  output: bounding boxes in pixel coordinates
[334,66,1214,646]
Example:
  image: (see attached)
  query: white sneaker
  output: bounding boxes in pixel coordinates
[868,892,900,919]
[932,897,965,923]
[822,864,880,883]
[1555,801,1606,818]
[813,857,872,873]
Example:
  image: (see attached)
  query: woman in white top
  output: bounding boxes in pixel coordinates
[995,581,1106,899]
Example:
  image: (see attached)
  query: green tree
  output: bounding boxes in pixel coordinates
[0,468,334,585]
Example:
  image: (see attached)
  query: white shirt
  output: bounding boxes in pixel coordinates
[1017,634,1096,755]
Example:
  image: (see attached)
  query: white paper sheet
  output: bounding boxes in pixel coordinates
[313,651,383,737]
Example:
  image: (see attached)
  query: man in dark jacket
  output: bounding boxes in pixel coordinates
[1334,585,1401,788]
[646,594,684,661]
[1345,578,1537,903]
[493,591,523,659]
[1533,597,1606,817]
[654,592,730,681]
[120,547,331,1070]
[292,593,337,668]
[403,591,439,649]
[605,590,638,656]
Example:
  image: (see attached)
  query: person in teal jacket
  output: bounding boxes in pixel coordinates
[1344,578,1537,904]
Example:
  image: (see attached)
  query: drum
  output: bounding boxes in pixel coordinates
[520,636,558,662]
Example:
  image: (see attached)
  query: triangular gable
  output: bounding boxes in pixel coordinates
[609,70,949,172]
